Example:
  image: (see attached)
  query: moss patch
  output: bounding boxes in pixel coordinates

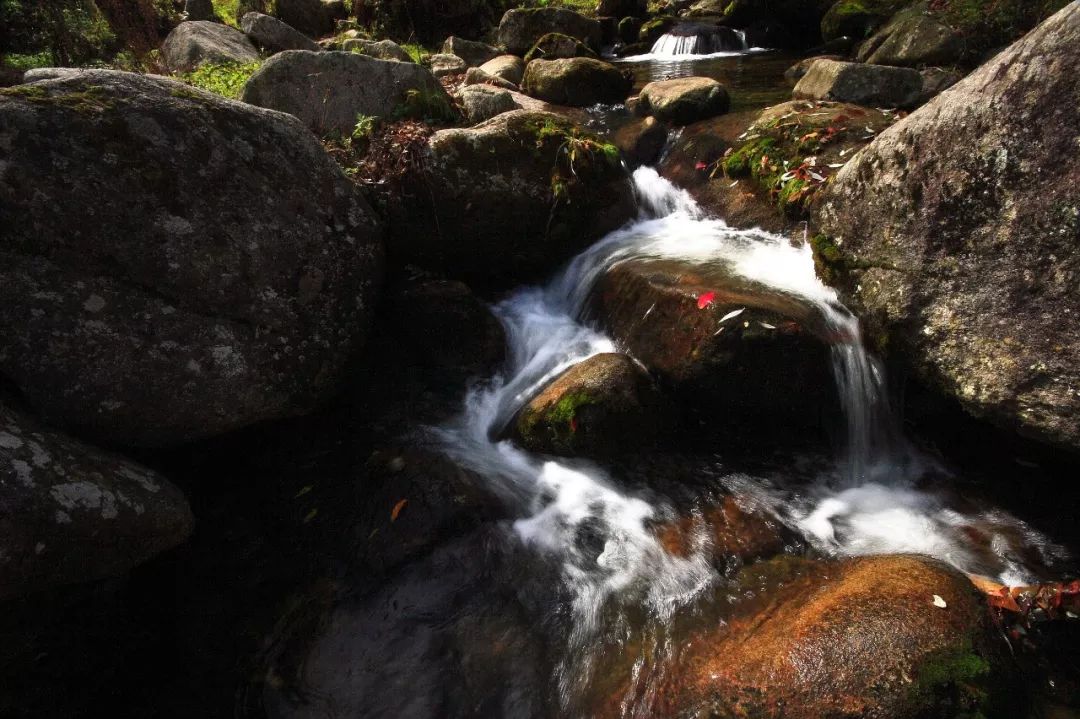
[0,83,115,113]
[180,61,261,100]
[521,116,621,202]
[908,640,997,718]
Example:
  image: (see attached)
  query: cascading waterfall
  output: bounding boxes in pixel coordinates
[648,26,749,56]
[430,166,1065,710]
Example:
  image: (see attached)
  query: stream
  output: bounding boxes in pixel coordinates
[266,166,1071,719]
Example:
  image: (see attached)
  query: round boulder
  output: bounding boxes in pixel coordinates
[510,353,672,457]
[522,57,631,107]
[457,83,520,124]
[0,70,383,446]
[638,76,730,125]
[161,20,261,72]
[497,7,603,55]
[478,54,526,85]
[240,11,321,54]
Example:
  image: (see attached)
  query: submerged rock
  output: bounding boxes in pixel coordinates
[589,257,836,432]
[816,3,1080,454]
[0,70,382,446]
[793,58,923,108]
[521,57,631,107]
[0,400,193,598]
[655,555,1015,718]
[497,7,602,55]
[638,76,729,125]
[340,37,412,62]
[386,110,635,288]
[161,20,260,72]
[240,11,320,54]
[242,50,451,135]
[510,353,672,457]
[441,36,501,68]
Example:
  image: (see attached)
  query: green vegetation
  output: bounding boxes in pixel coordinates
[400,42,431,64]
[181,61,262,100]
[0,83,115,113]
[908,640,997,719]
[352,113,379,141]
[393,87,458,125]
[527,117,621,202]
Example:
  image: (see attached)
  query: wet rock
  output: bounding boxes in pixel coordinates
[656,555,1016,719]
[784,54,843,86]
[458,83,520,124]
[0,400,193,598]
[497,7,603,55]
[597,0,647,17]
[793,58,923,108]
[858,3,962,67]
[386,110,635,289]
[588,257,836,431]
[242,50,450,136]
[478,54,526,85]
[638,76,729,125]
[614,115,668,168]
[429,52,467,77]
[524,32,599,62]
[383,268,507,383]
[161,20,260,72]
[273,0,334,38]
[638,15,676,45]
[442,36,501,68]
[522,57,631,107]
[185,0,215,22]
[240,11,320,54]
[464,66,519,91]
[655,495,788,569]
[0,70,382,446]
[816,3,1080,454]
[510,353,672,457]
[340,37,412,62]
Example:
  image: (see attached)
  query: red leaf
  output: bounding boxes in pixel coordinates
[390,499,408,522]
[695,161,708,171]
[569,417,578,433]
[697,291,716,309]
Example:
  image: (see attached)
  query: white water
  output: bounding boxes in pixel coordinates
[433,166,1065,666]
[648,29,749,56]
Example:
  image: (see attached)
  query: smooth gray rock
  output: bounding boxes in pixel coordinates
[242,50,450,135]
[429,52,467,77]
[341,38,413,62]
[241,11,321,54]
[497,8,602,55]
[458,84,520,124]
[0,400,193,599]
[161,20,261,72]
[441,36,501,67]
[0,70,383,446]
[793,58,923,108]
[816,3,1080,452]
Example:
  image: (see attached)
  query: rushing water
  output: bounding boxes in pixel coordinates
[268,168,1070,718]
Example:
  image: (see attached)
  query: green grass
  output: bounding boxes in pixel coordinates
[399,42,433,64]
[181,61,261,99]
[211,0,241,26]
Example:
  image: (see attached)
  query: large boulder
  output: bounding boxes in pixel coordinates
[589,257,836,431]
[857,3,962,67]
[815,4,1080,453]
[341,38,413,62]
[457,83,520,124]
[240,11,321,54]
[653,555,1014,718]
[161,20,261,72]
[477,54,526,85]
[273,0,334,38]
[497,8,603,55]
[523,32,599,62]
[441,36,501,67]
[521,57,631,107]
[638,76,730,125]
[241,51,451,136]
[0,400,193,598]
[509,353,672,457]
[793,58,923,108]
[0,70,383,446]
[386,110,636,288]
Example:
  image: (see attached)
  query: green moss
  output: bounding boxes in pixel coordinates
[400,42,433,64]
[722,137,776,177]
[181,61,262,100]
[393,87,458,124]
[520,390,595,450]
[548,391,594,425]
[0,83,114,113]
[523,116,621,201]
[0,84,49,100]
[908,640,995,719]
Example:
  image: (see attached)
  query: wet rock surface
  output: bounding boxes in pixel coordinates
[816,3,1080,454]
[0,70,382,446]
[510,353,672,458]
[0,400,193,598]
[242,51,450,135]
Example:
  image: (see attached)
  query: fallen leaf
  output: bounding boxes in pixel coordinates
[391,499,408,522]
[695,161,708,171]
[933,594,947,608]
[719,308,745,322]
[697,291,716,309]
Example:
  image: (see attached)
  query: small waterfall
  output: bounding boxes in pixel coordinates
[649,24,750,56]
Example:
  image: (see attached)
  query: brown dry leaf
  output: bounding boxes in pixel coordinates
[391,498,409,522]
